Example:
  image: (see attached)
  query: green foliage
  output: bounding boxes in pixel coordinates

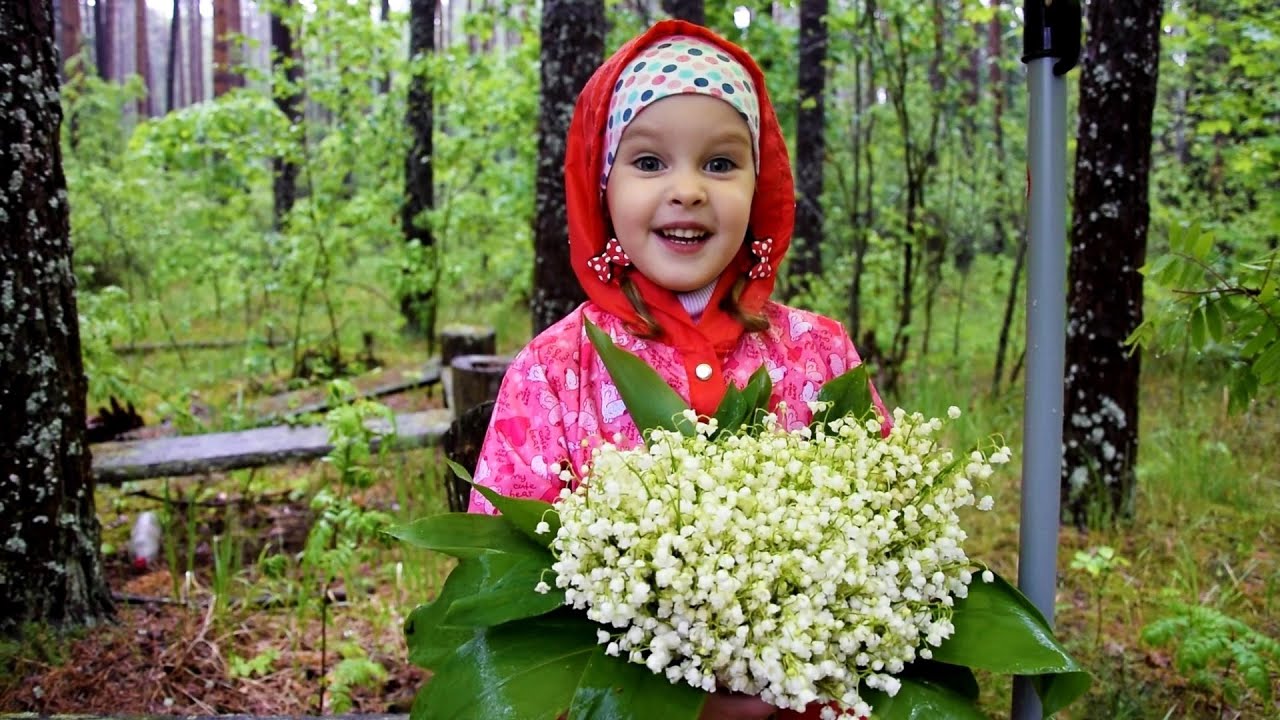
[1129,222,1279,411]
[328,644,389,714]
[1142,603,1280,706]
[228,648,281,679]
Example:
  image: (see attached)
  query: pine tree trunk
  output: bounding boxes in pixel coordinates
[401,0,437,338]
[93,0,111,79]
[271,0,301,227]
[0,0,114,636]
[789,0,828,296]
[212,0,242,96]
[58,0,82,79]
[1062,0,1163,526]
[531,0,603,335]
[166,0,180,111]
[134,0,152,115]
[188,0,203,102]
[660,0,704,24]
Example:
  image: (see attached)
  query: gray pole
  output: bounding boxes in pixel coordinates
[1015,3,1078,718]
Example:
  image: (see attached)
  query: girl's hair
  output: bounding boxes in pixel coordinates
[618,267,770,339]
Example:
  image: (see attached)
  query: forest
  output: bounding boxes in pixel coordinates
[1,0,1277,718]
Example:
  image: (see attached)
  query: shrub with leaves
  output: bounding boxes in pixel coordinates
[1130,222,1279,410]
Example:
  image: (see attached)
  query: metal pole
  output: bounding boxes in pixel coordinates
[1016,2,1078,718]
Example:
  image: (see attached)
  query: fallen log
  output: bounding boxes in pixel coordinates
[91,410,452,484]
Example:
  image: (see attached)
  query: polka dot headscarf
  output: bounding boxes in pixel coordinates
[601,35,761,188]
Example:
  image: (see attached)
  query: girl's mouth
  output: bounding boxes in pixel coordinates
[656,228,711,244]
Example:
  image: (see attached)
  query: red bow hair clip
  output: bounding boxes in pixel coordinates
[586,238,632,283]
[748,237,774,279]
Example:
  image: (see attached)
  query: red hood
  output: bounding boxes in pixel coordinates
[566,20,794,357]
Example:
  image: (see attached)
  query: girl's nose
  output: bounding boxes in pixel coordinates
[668,169,707,206]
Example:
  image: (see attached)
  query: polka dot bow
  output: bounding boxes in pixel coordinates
[749,237,774,279]
[587,238,632,283]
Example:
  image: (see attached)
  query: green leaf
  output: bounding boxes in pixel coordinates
[739,365,773,423]
[444,554,564,628]
[388,513,548,560]
[1203,300,1225,343]
[814,364,874,427]
[1252,340,1280,384]
[931,573,1091,714]
[584,319,693,438]
[412,612,599,720]
[711,382,748,436]
[466,475,562,548]
[568,645,706,719]
[863,676,989,719]
[1190,306,1207,349]
[405,557,494,669]
[713,365,772,435]
[898,659,980,700]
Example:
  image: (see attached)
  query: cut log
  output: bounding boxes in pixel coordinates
[450,354,512,417]
[91,409,452,484]
[441,354,512,512]
[438,324,496,367]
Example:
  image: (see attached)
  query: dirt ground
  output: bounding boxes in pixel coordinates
[0,554,427,716]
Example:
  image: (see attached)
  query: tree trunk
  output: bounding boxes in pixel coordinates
[134,0,152,116]
[987,0,1007,253]
[271,0,301,227]
[58,0,82,80]
[1062,0,1163,526]
[189,0,204,103]
[401,0,437,338]
[531,0,603,335]
[212,0,242,96]
[788,0,828,297]
[166,0,180,111]
[0,0,114,637]
[660,0,704,25]
[93,0,111,79]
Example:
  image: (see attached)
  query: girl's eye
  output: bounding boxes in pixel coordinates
[705,157,737,173]
[634,156,664,172]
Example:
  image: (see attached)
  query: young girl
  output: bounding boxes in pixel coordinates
[469,20,884,720]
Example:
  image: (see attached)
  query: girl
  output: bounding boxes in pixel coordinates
[469,20,884,720]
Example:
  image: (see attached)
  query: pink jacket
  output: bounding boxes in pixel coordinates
[468,301,882,513]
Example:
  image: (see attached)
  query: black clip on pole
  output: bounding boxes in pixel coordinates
[1022,0,1081,76]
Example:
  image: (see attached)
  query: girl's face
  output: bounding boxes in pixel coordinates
[605,94,756,294]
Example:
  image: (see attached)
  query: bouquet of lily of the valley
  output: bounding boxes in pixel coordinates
[392,321,1089,719]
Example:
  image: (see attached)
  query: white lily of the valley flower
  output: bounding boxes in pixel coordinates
[549,407,1009,714]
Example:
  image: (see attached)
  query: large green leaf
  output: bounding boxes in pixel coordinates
[932,573,1091,714]
[711,365,773,436]
[444,554,564,627]
[585,319,693,438]
[461,469,562,548]
[813,364,874,429]
[412,611,600,720]
[405,557,493,670]
[863,676,989,719]
[388,512,548,560]
[568,645,706,719]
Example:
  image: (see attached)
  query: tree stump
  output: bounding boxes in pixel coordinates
[438,324,496,409]
[441,354,512,512]
[439,324,496,368]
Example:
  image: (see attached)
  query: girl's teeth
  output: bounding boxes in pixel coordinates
[661,229,708,240]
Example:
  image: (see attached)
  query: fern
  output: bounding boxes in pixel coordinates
[1142,603,1280,704]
